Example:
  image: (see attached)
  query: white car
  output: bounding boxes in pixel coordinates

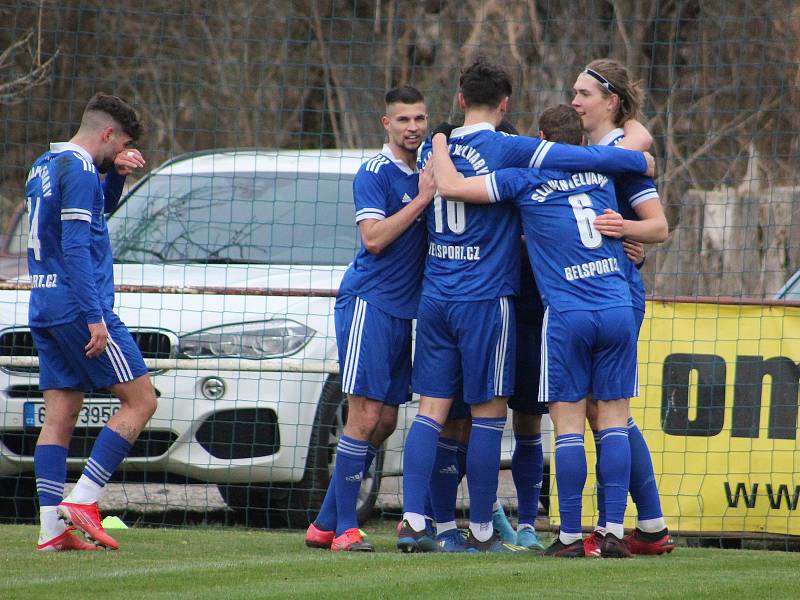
[0,149,547,527]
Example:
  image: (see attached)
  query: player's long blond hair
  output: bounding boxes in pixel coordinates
[585,59,644,126]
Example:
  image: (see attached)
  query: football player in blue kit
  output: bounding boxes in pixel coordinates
[304,86,436,552]
[505,245,548,550]
[26,93,157,552]
[430,104,648,558]
[397,58,655,553]
[572,58,673,557]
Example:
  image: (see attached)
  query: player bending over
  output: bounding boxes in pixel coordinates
[27,93,157,551]
[430,105,641,558]
[304,86,435,552]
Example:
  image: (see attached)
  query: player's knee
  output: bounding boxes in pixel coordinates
[344,407,382,440]
[134,376,158,417]
[471,396,508,419]
[115,376,158,417]
[141,387,158,418]
[512,412,542,435]
[418,396,451,424]
[595,398,629,429]
[378,409,398,434]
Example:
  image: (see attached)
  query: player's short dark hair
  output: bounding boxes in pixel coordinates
[385,85,424,106]
[459,57,512,109]
[538,105,584,145]
[496,119,519,135]
[84,93,143,141]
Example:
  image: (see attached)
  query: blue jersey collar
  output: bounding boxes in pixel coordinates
[450,122,495,139]
[381,144,417,175]
[50,142,95,165]
[596,128,625,147]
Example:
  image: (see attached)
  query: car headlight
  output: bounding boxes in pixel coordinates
[179,319,315,359]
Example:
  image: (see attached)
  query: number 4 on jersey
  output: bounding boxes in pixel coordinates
[569,193,602,249]
[26,196,42,260]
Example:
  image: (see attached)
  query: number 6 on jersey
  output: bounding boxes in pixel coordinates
[569,193,602,249]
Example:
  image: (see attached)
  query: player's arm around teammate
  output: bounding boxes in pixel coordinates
[305,87,435,553]
[431,109,637,558]
[29,94,157,552]
[342,161,435,445]
[572,58,675,556]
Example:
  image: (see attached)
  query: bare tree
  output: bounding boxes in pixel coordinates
[0,3,58,105]
[1,0,799,296]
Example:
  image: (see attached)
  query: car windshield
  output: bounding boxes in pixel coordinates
[778,274,800,301]
[108,171,360,266]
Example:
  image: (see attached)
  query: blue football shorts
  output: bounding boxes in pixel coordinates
[334,296,412,406]
[539,306,638,403]
[508,291,548,416]
[412,295,515,405]
[31,310,148,393]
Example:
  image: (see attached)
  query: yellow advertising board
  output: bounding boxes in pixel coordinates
[550,299,800,535]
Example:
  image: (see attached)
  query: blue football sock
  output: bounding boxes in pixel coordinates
[597,427,631,536]
[424,495,434,521]
[593,430,605,529]
[314,478,337,532]
[467,417,505,526]
[429,437,460,525]
[402,415,443,524]
[627,417,664,522]
[67,426,133,504]
[554,433,586,535]
[317,443,378,532]
[333,435,369,536]
[456,442,468,483]
[512,434,543,527]
[34,444,68,507]
[83,426,132,487]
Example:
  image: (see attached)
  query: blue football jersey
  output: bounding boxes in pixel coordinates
[337,145,427,319]
[418,123,648,301]
[487,167,632,312]
[597,128,660,312]
[25,142,125,328]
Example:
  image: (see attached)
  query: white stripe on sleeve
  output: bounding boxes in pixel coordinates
[60,213,92,222]
[529,141,554,169]
[628,189,659,208]
[486,173,500,203]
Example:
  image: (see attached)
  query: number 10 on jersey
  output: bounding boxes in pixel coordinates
[433,194,467,234]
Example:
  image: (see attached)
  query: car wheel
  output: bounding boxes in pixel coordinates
[218,376,383,529]
[0,474,37,523]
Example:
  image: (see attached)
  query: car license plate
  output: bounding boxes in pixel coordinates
[24,401,121,428]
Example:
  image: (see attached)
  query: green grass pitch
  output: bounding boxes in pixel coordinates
[2,525,799,599]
